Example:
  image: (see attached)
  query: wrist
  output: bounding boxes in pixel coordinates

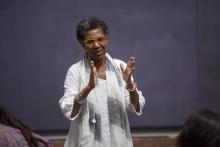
[75,93,86,104]
[126,81,137,92]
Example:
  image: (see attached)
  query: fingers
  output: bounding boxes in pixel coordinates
[90,61,94,68]
[90,61,97,76]
[89,61,96,88]
[90,61,96,70]
[127,56,135,76]
[128,56,135,67]
[130,56,135,60]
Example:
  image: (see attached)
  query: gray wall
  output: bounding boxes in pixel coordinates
[0,0,220,130]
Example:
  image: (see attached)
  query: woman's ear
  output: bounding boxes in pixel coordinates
[80,41,86,50]
[105,35,109,43]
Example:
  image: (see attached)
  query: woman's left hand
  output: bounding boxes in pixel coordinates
[120,56,135,84]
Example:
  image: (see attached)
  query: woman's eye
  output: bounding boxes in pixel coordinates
[86,40,93,44]
[98,38,105,42]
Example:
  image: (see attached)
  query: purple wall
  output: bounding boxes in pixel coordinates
[0,0,220,130]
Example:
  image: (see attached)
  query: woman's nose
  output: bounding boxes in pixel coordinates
[93,41,100,48]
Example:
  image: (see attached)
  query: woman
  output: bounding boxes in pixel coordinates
[0,106,53,147]
[59,16,145,147]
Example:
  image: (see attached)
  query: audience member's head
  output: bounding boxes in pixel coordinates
[0,106,52,147]
[177,109,220,147]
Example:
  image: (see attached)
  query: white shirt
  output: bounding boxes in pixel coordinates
[59,58,145,147]
[97,78,111,147]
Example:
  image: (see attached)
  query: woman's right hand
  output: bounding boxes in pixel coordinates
[71,61,97,118]
[88,61,97,89]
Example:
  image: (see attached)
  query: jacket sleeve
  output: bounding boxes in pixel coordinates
[59,65,81,120]
[114,59,145,115]
[125,89,145,115]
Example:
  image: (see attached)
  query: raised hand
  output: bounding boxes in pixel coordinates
[88,61,97,89]
[120,57,135,84]
[71,61,97,117]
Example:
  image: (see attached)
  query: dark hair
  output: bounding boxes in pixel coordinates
[0,106,49,147]
[177,109,220,147]
[76,16,109,42]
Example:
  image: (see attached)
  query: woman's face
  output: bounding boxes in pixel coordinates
[81,28,108,61]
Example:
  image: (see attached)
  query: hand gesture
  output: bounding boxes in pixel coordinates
[120,57,135,84]
[88,61,97,89]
